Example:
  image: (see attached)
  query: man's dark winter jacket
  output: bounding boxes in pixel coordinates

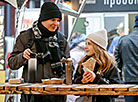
[8,28,70,82]
[115,27,138,82]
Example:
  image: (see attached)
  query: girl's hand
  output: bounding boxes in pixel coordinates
[81,71,96,83]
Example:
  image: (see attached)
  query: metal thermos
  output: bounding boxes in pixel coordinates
[28,53,37,83]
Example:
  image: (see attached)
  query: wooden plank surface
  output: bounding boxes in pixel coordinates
[129,85,138,91]
[0,83,138,95]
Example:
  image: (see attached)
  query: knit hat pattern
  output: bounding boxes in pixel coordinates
[86,29,108,50]
[134,15,138,27]
[39,2,62,21]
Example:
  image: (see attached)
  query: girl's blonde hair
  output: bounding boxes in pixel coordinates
[91,41,115,73]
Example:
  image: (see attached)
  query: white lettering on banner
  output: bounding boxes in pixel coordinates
[129,0,133,4]
[117,0,121,5]
[122,0,127,5]
[110,0,115,8]
[135,0,138,4]
[104,0,138,8]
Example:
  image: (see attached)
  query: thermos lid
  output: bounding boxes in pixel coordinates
[30,53,36,58]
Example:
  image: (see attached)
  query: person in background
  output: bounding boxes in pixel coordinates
[69,32,86,80]
[107,29,119,50]
[74,29,121,102]
[114,15,138,102]
[8,2,70,102]
[67,32,86,102]
[108,22,125,55]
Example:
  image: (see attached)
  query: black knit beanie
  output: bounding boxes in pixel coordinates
[39,2,62,22]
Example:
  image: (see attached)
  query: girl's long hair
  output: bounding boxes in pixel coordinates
[91,41,115,74]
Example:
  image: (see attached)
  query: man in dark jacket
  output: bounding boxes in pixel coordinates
[8,2,70,102]
[115,15,138,102]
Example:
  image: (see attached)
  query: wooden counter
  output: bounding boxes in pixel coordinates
[0,83,138,95]
[0,70,5,102]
